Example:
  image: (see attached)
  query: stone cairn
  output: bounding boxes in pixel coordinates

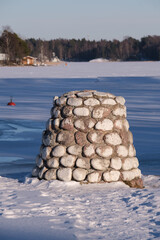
[32,90,143,188]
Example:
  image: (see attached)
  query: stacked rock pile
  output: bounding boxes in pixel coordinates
[32,90,143,188]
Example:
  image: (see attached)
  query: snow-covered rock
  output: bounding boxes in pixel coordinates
[103,170,120,182]
[72,168,87,181]
[91,158,110,170]
[87,171,102,183]
[57,168,72,181]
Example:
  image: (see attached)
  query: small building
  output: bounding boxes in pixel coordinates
[22,56,37,66]
[0,53,9,61]
[52,52,60,63]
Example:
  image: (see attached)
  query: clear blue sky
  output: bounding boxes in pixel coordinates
[0,0,160,41]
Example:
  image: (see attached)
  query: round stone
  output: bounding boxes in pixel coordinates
[60,117,74,130]
[83,144,95,157]
[65,94,76,98]
[84,98,100,106]
[107,93,116,98]
[39,144,44,155]
[44,169,57,180]
[114,119,123,130]
[61,106,73,117]
[67,145,82,155]
[116,145,128,157]
[93,91,112,97]
[76,158,91,169]
[73,107,89,117]
[75,131,87,146]
[36,155,44,168]
[63,91,78,97]
[53,118,60,130]
[52,145,66,157]
[51,107,60,118]
[120,130,129,145]
[46,118,53,131]
[110,157,122,170]
[38,167,48,179]
[112,106,126,117]
[67,97,83,106]
[91,158,110,170]
[122,169,141,181]
[53,96,58,103]
[41,146,52,160]
[92,107,110,119]
[42,130,56,146]
[76,91,93,97]
[128,131,133,144]
[87,131,104,144]
[96,146,113,158]
[100,98,116,105]
[46,157,59,168]
[103,171,120,182]
[115,96,125,105]
[74,118,96,132]
[95,119,113,131]
[32,167,39,177]
[128,144,136,157]
[56,97,67,106]
[104,132,122,146]
[84,118,96,129]
[87,171,102,183]
[74,119,86,131]
[123,119,129,131]
[57,168,72,181]
[125,178,144,188]
[60,155,76,167]
[57,131,75,146]
[122,157,139,171]
[72,168,87,181]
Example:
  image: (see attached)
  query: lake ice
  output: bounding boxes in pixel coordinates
[0,62,160,240]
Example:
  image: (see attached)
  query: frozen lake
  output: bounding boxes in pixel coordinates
[0,62,160,178]
[0,62,160,240]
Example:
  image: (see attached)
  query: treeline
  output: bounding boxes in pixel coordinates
[0,27,30,63]
[27,36,160,61]
[1,27,160,63]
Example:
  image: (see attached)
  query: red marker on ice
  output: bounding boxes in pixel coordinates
[7,97,16,106]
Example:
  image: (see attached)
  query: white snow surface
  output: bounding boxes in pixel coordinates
[0,175,160,240]
[0,61,160,78]
[0,62,160,239]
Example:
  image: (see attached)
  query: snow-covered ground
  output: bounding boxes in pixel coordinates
[0,62,160,239]
[0,61,160,78]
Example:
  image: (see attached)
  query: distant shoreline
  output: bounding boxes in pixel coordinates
[0,59,160,67]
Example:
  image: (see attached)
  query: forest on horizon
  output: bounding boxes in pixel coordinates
[0,27,160,63]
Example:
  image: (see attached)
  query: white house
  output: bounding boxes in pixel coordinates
[52,52,60,62]
[0,53,9,61]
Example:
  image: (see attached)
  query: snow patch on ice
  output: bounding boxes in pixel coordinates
[89,58,109,62]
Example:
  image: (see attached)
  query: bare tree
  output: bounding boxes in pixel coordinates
[1,26,13,62]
